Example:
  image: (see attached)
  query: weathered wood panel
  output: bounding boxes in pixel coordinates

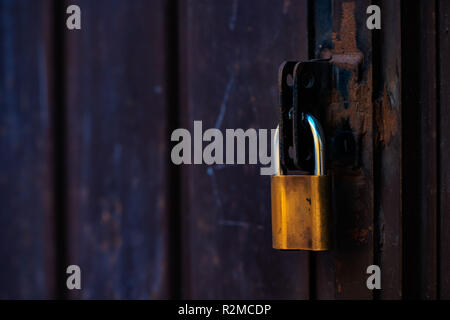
[179,0,311,299]
[402,0,438,299]
[374,0,402,300]
[0,0,56,299]
[439,0,450,299]
[65,0,171,299]
[314,0,374,299]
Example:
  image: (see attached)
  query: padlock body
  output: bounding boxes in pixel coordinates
[271,175,331,251]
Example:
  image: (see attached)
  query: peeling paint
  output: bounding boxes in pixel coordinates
[375,86,399,147]
[332,2,359,54]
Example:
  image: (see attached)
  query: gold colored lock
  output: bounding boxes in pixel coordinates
[271,114,332,251]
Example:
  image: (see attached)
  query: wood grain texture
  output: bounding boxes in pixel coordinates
[0,0,56,299]
[374,0,402,300]
[179,0,311,299]
[439,0,450,299]
[65,0,171,299]
[314,0,374,299]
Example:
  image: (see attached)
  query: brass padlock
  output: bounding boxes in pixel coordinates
[271,114,332,251]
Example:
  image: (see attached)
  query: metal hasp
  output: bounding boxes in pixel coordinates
[271,60,332,251]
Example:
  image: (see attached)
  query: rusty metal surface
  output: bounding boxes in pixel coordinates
[374,0,402,299]
[314,0,374,299]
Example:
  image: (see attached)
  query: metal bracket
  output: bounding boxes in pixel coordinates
[278,59,331,174]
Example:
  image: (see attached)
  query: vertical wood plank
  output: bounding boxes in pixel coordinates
[374,0,402,300]
[0,0,56,298]
[402,0,438,299]
[439,0,450,299]
[65,0,171,299]
[179,0,311,299]
[314,0,374,299]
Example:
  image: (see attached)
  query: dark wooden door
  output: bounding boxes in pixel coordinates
[0,0,448,300]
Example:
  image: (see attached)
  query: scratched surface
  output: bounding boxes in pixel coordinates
[179,0,311,299]
[64,0,171,299]
[0,0,56,298]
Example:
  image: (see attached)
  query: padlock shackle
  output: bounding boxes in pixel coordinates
[272,114,325,176]
[304,113,326,176]
[273,125,281,175]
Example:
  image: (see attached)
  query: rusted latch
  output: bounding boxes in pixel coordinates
[271,60,332,251]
